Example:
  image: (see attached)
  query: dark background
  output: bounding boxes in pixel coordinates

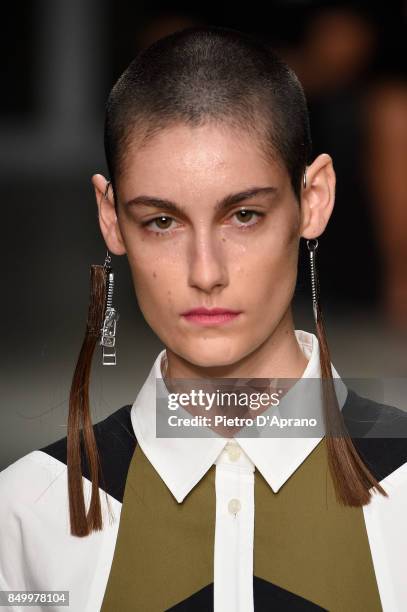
[1,1,406,469]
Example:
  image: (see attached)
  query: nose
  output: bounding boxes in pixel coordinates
[187,229,228,293]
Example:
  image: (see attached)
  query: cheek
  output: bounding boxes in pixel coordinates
[237,225,299,297]
[127,252,179,324]
[133,267,168,300]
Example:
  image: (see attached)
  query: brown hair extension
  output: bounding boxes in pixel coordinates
[67,264,110,537]
[313,272,388,506]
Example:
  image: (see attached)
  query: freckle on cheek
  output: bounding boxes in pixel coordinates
[152,271,156,278]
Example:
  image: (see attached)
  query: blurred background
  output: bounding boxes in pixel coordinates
[1,0,406,469]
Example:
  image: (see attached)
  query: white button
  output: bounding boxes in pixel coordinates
[228,498,241,515]
[226,444,241,462]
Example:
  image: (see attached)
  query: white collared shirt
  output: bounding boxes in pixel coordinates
[1,329,407,611]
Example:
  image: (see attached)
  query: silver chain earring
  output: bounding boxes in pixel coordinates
[306,238,319,324]
[303,168,307,189]
[99,181,120,365]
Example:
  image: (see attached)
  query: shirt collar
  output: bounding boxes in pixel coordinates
[131,329,348,503]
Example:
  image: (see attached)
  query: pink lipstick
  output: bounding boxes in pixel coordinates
[181,307,242,326]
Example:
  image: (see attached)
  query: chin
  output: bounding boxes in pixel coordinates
[181,340,243,368]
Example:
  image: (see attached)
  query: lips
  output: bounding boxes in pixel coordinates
[180,307,242,327]
[181,307,241,316]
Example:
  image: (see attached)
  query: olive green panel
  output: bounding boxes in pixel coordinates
[101,443,215,611]
[254,437,382,611]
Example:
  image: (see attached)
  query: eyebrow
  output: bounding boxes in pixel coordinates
[122,186,278,215]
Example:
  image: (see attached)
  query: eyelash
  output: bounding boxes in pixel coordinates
[140,209,265,235]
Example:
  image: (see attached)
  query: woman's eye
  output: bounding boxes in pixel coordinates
[231,209,263,227]
[142,216,177,233]
[141,209,263,234]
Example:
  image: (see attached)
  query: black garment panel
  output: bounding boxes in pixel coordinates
[39,404,136,503]
[342,388,407,481]
[165,577,328,611]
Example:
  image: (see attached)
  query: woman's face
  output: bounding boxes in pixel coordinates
[106,123,309,367]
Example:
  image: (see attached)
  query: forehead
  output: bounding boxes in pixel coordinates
[117,122,287,203]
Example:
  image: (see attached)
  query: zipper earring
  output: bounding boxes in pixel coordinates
[100,180,120,365]
[85,180,120,365]
[307,238,320,325]
[100,248,120,365]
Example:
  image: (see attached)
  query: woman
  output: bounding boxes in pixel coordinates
[1,25,407,612]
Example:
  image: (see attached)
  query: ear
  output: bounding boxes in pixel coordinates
[299,153,336,240]
[91,173,126,256]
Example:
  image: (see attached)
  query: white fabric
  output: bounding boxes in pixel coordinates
[0,450,121,612]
